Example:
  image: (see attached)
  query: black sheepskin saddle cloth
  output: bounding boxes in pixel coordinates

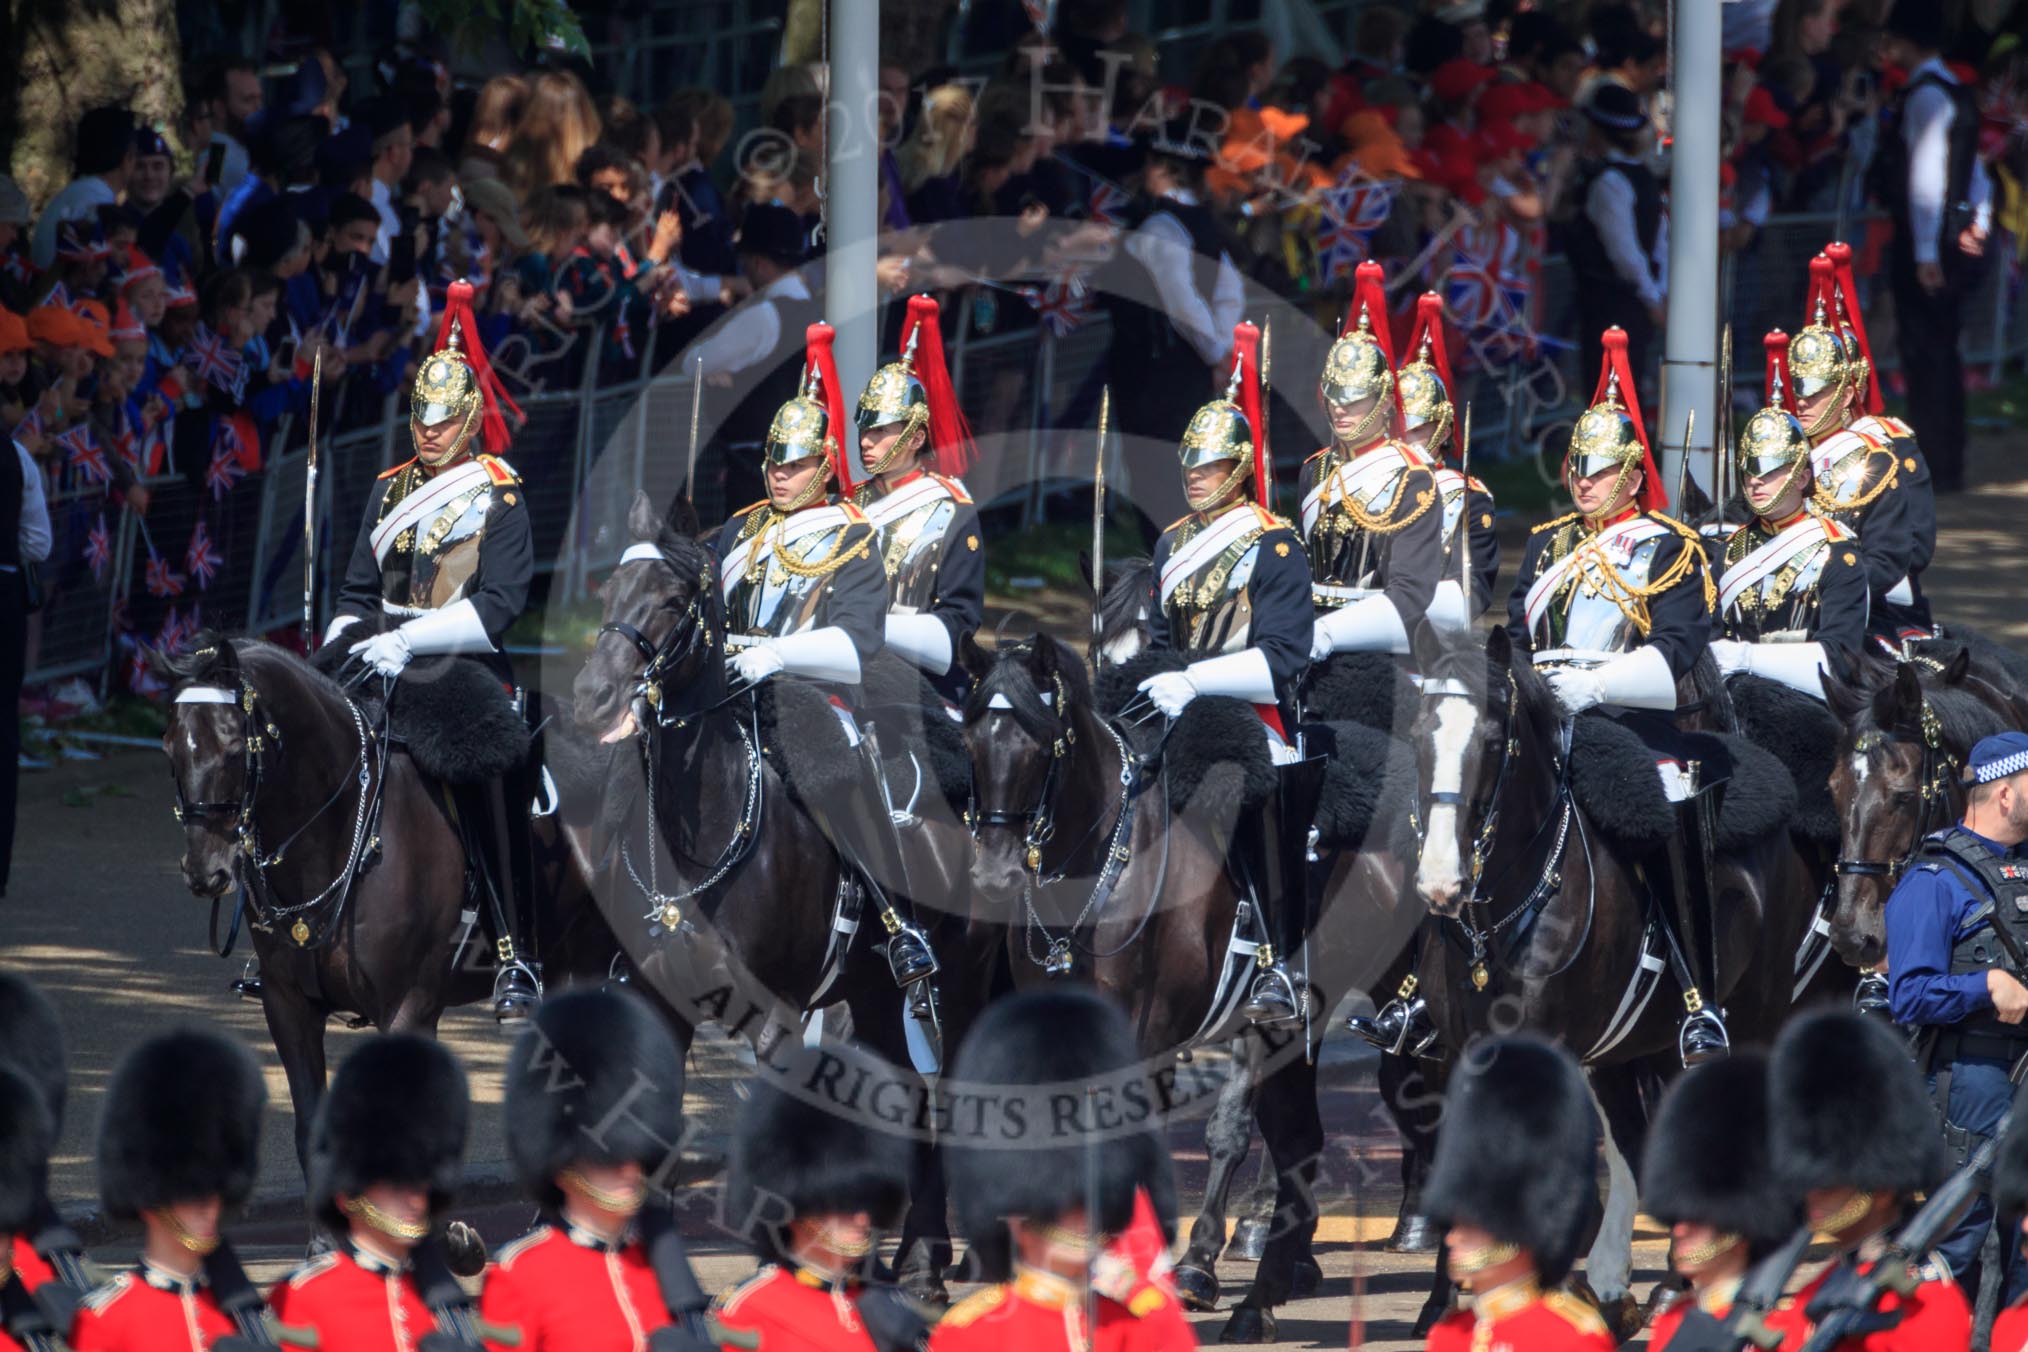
[1306,719,1420,857]
[1568,711,1798,853]
[1304,650,1424,738]
[855,651,971,813]
[311,628,528,785]
[1726,674,1841,846]
[1096,651,1276,824]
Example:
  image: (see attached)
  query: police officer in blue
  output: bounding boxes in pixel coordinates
[1884,730,2028,1301]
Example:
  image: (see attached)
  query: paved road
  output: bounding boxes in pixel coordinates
[8,439,2025,1348]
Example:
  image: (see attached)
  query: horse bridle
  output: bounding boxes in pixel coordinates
[965,673,1083,876]
[1418,673,1518,900]
[169,680,278,835]
[1834,695,1959,884]
[596,565,715,724]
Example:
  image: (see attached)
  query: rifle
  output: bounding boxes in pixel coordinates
[1796,1114,2008,1352]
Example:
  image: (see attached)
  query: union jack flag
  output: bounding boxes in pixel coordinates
[1444,225,1534,366]
[1087,180,1131,226]
[12,407,41,442]
[144,548,186,598]
[1316,177,1398,282]
[41,281,71,310]
[186,324,245,399]
[205,445,245,500]
[1,250,33,288]
[56,424,109,485]
[157,606,187,655]
[185,520,222,589]
[85,512,112,582]
[126,639,166,697]
[140,416,170,477]
[1022,270,1094,337]
[107,415,139,473]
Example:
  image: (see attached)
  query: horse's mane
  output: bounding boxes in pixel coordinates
[1827,658,2012,749]
[164,631,354,711]
[962,635,1092,750]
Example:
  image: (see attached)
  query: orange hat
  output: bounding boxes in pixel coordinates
[0,307,28,356]
[1341,111,1424,180]
[28,305,111,356]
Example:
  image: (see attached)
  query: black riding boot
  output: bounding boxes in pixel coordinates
[1651,782,1729,1067]
[473,772,541,1023]
[1346,971,1440,1058]
[1236,756,1328,1027]
[806,749,937,992]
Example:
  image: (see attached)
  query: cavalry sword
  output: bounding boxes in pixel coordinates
[1718,321,1733,528]
[1458,402,1473,607]
[1674,409,1696,516]
[683,352,704,504]
[1260,318,1273,513]
[303,345,321,648]
[1090,386,1109,673]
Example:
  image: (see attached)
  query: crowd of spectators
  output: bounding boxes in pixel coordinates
[7,0,2028,710]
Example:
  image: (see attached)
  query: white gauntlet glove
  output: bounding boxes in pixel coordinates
[349,628,412,677]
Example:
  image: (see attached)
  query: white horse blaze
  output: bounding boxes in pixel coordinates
[1416,697,1477,900]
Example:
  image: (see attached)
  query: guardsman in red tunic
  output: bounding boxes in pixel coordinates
[1992,1092,2028,1350]
[267,1034,491,1350]
[1766,1009,1971,1351]
[0,970,100,1303]
[477,988,716,1352]
[929,986,1195,1352]
[1420,1035,1616,1352]
[712,1044,927,1352]
[72,1029,288,1352]
[1641,1055,1803,1348]
[0,1060,66,1351]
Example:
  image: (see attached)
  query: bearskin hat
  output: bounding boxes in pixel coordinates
[1994,1081,2028,1216]
[0,1065,52,1234]
[306,1035,469,1234]
[1770,1008,1944,1197]
[723,1045,912,1263]
[98,1029,265,1220]
[503,988,684,1211]
[1421,1033,1599,1283]
[1641,1053,1800,1253]
[944,985,1176,1282]
[0,971,67,1129]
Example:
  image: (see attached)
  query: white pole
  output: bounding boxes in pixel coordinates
[827,0,880,482]
[1659,0,1720,498]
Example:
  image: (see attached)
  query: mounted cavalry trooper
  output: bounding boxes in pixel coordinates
[1507,327,1729,1067]
[1791,250,1935,650]
[1300,261,1444,666]
[714,1047,929,1352]
[1395,291,1499,638]
[932,986,1192,1352]
[327,278,541,1023]
[1139,320,1323,1028]
[1768,1008,1970,1350]
[853,294,984,707]
[481,988,719,1350]
[73,1029,293,1352]
[1707,330,1870,700]
[1420,1034,1614,1352]
[712,321,938,995]
[268,1034,489,1350]
[1883,731,2028,1304]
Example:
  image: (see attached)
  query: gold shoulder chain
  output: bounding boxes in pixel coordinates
[1811,445,1898,515]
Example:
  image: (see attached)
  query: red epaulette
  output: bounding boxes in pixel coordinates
[930,473,973,505]
[732,499,770,519]
[839,501,870,524]
[479,454,519,487]
[377,458,416,480]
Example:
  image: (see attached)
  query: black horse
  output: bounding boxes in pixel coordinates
[1824,649,2022,970]
[161,635,626,1171]
[959,630,1418,1342]
[570,495,993,1301]
[1403,625,1826,1334]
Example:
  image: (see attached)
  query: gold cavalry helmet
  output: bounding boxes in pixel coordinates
[410,279,520,465]
[1737,329,1811,482]
[766,321,851,480]
[411,344,483,456]
[1397,292,1455,450]
[1179,393,1254,471]
[856,302,929,450]
[1568,379,1645,482]
[1789,255,1854,433]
